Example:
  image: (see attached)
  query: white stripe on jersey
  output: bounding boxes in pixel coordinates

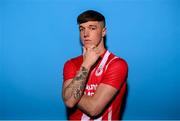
[95,51,111,76]
[108,106,112,121]
[105,56,119,72]
[81,113,102,121]
[81,113,90,121]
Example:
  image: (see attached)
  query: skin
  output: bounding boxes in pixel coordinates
[62,21,118,117]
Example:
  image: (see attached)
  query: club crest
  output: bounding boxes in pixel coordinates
[95,66,103,76]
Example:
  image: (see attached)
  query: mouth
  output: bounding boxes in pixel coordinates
[84,39,91,42]
[83,39,92,44]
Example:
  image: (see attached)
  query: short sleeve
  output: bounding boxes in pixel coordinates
[101,58,128,90]
[63,60,77,81]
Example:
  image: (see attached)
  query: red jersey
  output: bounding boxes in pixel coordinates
[63,50,128,120]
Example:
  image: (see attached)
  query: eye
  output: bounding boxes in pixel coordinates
[79,28,84,32]
[91,27,96,30]
[89,26,96,30]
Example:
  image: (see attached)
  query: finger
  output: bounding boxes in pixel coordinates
[90,45,96,49]
[92,45,101,55]
[91,44,98,51]
[95,48,100,55]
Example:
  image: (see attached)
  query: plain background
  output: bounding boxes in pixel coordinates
[0,0,179,120]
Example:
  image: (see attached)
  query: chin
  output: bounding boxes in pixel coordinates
[83,44,93,48]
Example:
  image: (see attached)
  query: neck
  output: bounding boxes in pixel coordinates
[98,40,106,56]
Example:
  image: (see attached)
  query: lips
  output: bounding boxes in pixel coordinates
[84,39,92,44]
[84,39,91,42]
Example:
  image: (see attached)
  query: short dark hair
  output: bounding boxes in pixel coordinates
[77,10,105,27]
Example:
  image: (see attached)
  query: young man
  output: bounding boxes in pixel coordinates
[62,10,128,120]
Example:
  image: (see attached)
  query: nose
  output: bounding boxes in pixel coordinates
[83,29,89,38]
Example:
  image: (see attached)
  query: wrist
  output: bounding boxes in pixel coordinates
[81,62,91,70]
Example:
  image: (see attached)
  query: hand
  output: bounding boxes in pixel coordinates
[82,45,100,69]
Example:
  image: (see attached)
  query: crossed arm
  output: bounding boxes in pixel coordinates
[62,47,127,117]
[62,66,89,107]
[77,83,118,116]
[62,65,118,117]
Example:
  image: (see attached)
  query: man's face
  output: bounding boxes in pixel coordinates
[79,21,106,48]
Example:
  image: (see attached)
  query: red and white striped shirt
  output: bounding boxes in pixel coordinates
[63,50,128,120]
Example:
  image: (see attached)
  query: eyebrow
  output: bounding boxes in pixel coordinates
[79,24,97,28]
[88,25,97,27]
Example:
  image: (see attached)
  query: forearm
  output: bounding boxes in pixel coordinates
[77,95,100,117]
[63,66,89,107]
[63,46,100,108]
[77,84,118,117]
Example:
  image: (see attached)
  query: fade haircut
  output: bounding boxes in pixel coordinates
[77,10,106,27]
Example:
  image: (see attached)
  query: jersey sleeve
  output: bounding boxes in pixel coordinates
[63,60,76,81]
[101,58,128,90]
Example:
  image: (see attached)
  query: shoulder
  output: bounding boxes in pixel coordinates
[64,55,83,68]
[106,52,128,71]
[102,52,128,89]
[107,52,128,66]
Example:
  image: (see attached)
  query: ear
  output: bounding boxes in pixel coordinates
[102,27,106,38]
